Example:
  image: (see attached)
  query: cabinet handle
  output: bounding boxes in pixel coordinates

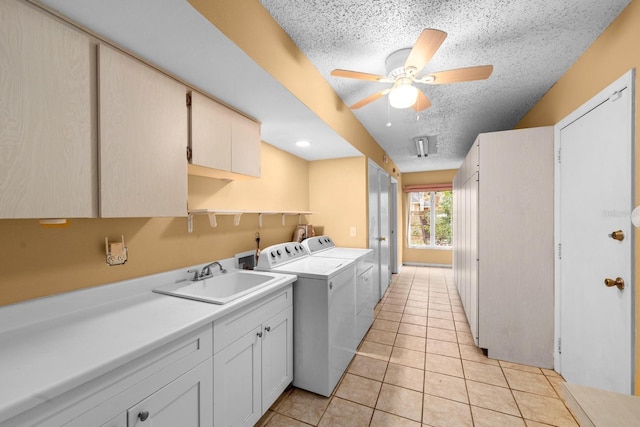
[264,326,271,332]
[138,411,150,422]
[257,331,263,338]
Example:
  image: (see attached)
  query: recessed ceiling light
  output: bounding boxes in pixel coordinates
[296,140,311,147]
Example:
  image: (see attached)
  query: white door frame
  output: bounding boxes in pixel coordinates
[554,69,635,378]
[390,178,399,274]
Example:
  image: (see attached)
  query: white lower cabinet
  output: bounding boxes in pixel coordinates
[213,285,293,426]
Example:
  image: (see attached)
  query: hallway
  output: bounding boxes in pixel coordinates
[258,266,577,426]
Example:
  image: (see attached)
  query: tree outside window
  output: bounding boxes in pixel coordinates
[408,190,452,248]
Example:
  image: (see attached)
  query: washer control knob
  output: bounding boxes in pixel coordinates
[285,247,291,254]
[276,249,282,257]
[270,251,276,259]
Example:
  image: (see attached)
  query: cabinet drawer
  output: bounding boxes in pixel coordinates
[3,324,212,427]
[213,285,292,354]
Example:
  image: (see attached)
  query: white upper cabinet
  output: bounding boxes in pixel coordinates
[98,44,188,217]
[0,0,96,218]
[188,91,261,179]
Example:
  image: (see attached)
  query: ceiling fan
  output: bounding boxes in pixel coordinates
[331,29,493,111]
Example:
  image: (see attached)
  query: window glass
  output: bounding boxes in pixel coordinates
[408,190,452,249]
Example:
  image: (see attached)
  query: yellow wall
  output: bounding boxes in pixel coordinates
[402,169,457,265]
[309,157,368,248]
[515,0,640,392]
[0,142,309,306]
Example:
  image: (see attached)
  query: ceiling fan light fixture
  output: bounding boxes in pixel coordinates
[389,84,418,109]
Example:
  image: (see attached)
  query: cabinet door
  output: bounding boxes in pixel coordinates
[214,326,262,427]
[126,361,212,427]
[189,91,232,171]
[0,0,96,218]
[98,44,187,217]
[230,109,261,177]
[262,306,293,411]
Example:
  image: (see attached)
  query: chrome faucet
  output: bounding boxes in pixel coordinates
[189,261,227,281]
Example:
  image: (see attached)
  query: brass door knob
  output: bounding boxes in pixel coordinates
[609,230,625,241]
[604,277,625,290]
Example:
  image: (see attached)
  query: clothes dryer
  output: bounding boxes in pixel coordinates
[302,236,374,343]
[256,242,356,397]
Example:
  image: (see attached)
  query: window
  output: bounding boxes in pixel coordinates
[408,190,452,249]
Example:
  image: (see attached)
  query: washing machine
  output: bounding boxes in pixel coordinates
[302,236,374,343]
[256,242,356,397]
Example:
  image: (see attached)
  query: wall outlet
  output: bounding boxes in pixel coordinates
[349,226,357,237]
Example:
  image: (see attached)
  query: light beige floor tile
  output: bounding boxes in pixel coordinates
[456,331,476,346]
[394,333,426,352]
[376,384,423,422]
[451,305,465,314]
[276,388,331,425]
[471,406,526,427]
[499,361,543,374]
[427,327,458,343]
[428,302,452,312]
[405,299,429,309]
[369,410,420,427]
[358,341,393,361]
[546,376,565,397]
[462,360,508,387]
[371,319,400,333]
[401,313,428,326]
[423,394,473,427]
[428,309,454,320]
[407,294,429,302]
[386,297,408,306]
[503,368,557,397]
[390,346,425,369]
[425,353,464,378]
[347,355,388,382]
[384,362,424,392]
[263,412,312,427]
[255,410,276,427]
[376,311,403,322]
[459,344,500,366]
[541,368,561,378]
[512,391,578,426]
[397,322,427,338]
[426,338,460,358]
[403,305,429,316]
[424,371,469,403]
[524,420,558,427]
[381,303,405,314]
[335,374,382,407]
[429,298,451,307]
[365,328,397,346]
[427,317,456,330]
[452,311,469,322]
[454,320,471,333]
[318,397,373,427]
[466,380,521,416]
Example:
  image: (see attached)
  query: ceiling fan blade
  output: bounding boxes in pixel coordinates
[423,65,494,84]
[412,90,432,112]
[350,90,388,109]
[404,29,447,75]
[331,69,390,82]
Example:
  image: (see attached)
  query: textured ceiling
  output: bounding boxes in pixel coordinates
[260,0,632,172]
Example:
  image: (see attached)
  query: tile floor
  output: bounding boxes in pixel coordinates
[257,266,578,427]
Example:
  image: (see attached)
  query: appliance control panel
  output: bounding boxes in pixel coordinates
[303,236,335,254]
[257,242,308,269]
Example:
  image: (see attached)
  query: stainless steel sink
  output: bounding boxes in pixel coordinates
[153,271,276,304]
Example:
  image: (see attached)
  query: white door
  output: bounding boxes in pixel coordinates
[379,168,391,295]
[556,70,634,394]
[368,161,391,301]
[390,179,399,274]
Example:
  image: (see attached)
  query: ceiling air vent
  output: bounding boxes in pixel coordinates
[413,136,437,158]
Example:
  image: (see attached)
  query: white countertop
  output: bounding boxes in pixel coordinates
[0,265,296,424]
